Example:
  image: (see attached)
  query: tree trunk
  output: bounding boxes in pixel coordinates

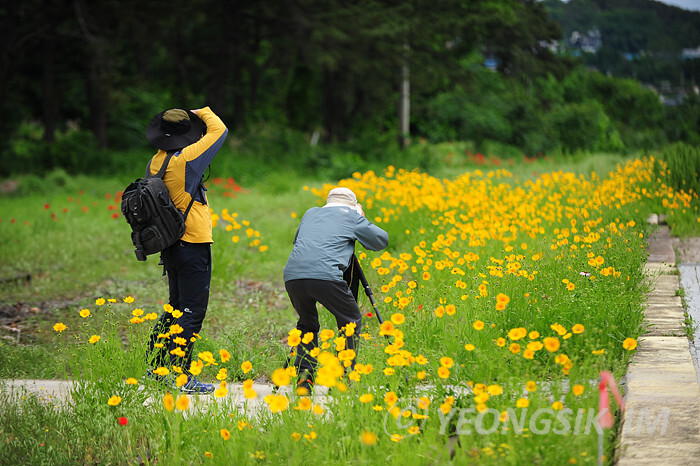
[322,68,347,143]
[86,57,108,149]
[42,36,57,143]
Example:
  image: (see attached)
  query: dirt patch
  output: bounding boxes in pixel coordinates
[0,302,43,326]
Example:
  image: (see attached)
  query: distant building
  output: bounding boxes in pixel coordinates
[681,47,700,59]
[569,29,602,54]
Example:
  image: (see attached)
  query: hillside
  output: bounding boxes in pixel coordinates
[543,0,700,92]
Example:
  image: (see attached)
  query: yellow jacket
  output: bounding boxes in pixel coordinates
[148,107,228,243]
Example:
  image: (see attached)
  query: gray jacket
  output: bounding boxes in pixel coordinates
[283,205,389,282]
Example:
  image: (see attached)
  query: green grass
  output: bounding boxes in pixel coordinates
[0,152,698,465]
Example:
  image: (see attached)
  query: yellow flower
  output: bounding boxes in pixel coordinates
[384,391,398,406]
[153,367,170,377]
[189,360,204,375]
[623,338,638,351]
[552,401,564,410]
[437,367,450,379]
[487,384,503,396]
[125,377,138,385]
[464,343,475,351]
[291,432,302,441]
[567,282,575,291]
[295,397,313,411]
[88,335,101,344]
[271,368,291,387]
[473,320,485,331]
[95,298,105,306]
[214,385,228,398]
[572,324,584,334]
[439,356,454,368]
[528,331,540,339]
[526,381,537,392]
[241,361,253,373]
[516,398,530,408]
[287,333,301,347]
[508,327,527,341]
[495,337,506,347]
[319,329,335,341]
[163,393,174,411]
[417,370,427,380]
[53,322,67,332]
[79,309,91,318]
[205,452,212,459]
[265,394,289,413]
[175,374,188,387]
[344,323,356,337]
[592,349,606,355]
[572,384,584,396]
[391,313,405,325]
[107,395,121,406]
[543,337,561,352]
[509,343,521,354]
[176,395,189,411]
[379,321,395,335]
[496,293,510,305]
[123,296,134,303]
[434,306,445,318]
[523,349,535,359]
[219,349,231,362]
[360,431,378,446]
[220,429,231,440]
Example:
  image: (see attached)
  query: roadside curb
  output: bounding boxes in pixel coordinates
[616,226,700,464]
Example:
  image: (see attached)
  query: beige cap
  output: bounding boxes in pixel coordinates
[326,187,357,207]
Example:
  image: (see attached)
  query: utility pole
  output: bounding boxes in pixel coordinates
[398,43,410,150]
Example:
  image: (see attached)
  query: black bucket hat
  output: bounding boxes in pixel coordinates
[146,108,204,151]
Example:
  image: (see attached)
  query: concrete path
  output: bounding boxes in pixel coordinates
[1,378,330,417]
[616,226,700,465]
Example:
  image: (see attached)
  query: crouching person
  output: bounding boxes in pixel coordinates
[283,187,389,392]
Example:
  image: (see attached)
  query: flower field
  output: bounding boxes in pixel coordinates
[1,156,699,464]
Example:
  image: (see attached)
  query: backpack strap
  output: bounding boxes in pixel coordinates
[144,151,198,221]
[144,151,177,179]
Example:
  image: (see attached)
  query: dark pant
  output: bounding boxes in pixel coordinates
[284,279,362,379]
[147,241,211,373]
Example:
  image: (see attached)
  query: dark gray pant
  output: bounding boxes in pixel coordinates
[284,279,362,379]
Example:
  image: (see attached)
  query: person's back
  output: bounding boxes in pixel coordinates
[284,205,388,283]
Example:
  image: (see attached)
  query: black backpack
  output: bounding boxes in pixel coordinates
[121,152,196,261]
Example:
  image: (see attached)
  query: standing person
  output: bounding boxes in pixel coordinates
[283,187,389,391]
[144,107,228,394]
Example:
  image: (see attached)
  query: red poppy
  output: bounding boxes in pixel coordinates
[44,204,50,209]
[111,213,120,219]
[118,417,128,426]
[366,312,373,318]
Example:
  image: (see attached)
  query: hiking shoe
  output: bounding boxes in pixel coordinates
[296,378,314,396]
[178,376,215,395]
